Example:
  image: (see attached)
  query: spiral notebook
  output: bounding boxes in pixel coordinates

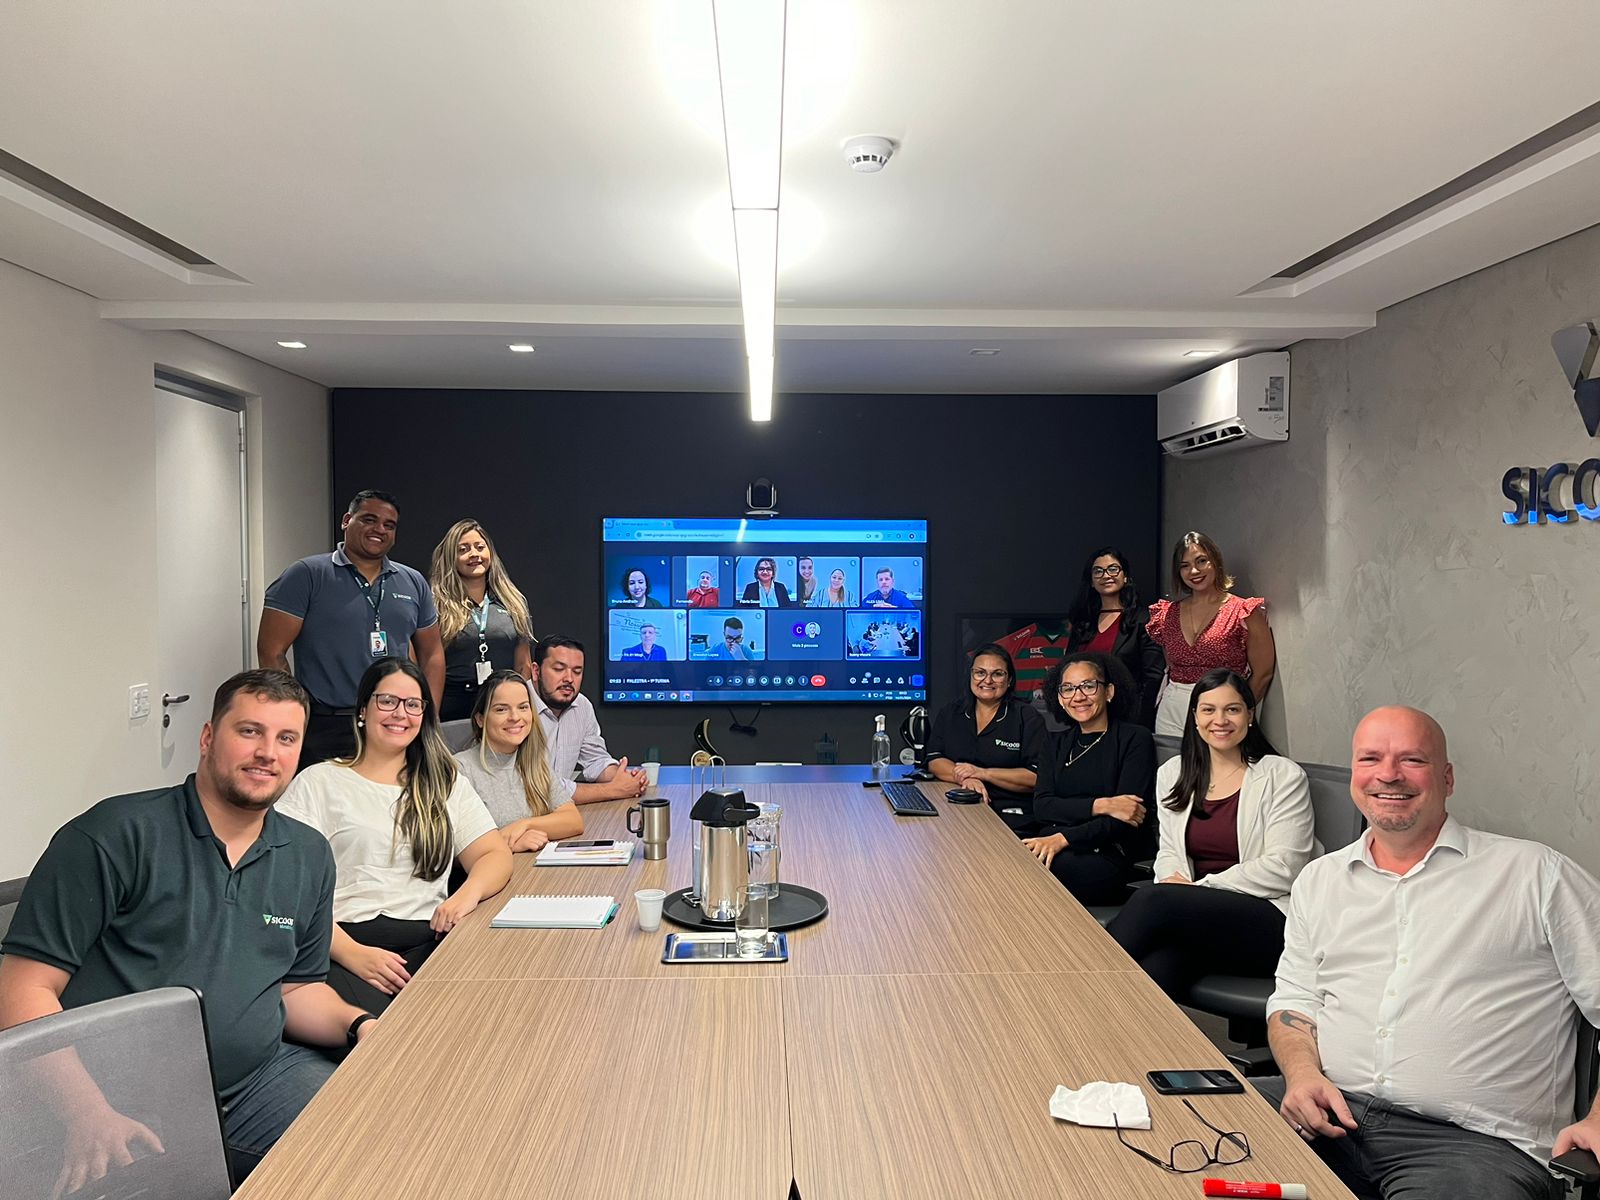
[490,894,617,929]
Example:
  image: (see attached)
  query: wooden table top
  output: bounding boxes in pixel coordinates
[238,779,1353,1200]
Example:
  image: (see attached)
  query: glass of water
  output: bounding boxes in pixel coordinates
[734,886,769,958]
[747,802,782,899]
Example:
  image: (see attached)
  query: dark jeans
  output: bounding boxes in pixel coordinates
[1252,1077,1560,1200]
[440,678,479,723]
[221,1041,341,1185]
[1048,849,1136,906]
[299,710,357,771]
[1105,881,1285,1000]
[328,915,439,1015]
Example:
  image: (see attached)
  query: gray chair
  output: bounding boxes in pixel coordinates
[1184,760,1364,1047]
[0,876,25,942]
[0,986,232,1199]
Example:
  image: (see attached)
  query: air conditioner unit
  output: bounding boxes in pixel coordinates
[1157,352,1290,459]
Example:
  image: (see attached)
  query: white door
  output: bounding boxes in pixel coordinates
[154,384,248,782]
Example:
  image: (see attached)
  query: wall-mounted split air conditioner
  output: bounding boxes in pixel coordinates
[1157,352,1290,459]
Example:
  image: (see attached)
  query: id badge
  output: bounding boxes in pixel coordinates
[369,629,389,657]
[475,659,494,684]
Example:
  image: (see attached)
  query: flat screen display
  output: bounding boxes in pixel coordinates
[601,517,928,704]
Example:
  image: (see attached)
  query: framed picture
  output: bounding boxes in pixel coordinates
[955,611,1071,705]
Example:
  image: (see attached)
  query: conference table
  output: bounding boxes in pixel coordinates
[236,767,1353,1200]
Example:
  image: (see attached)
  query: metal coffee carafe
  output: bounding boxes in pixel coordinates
[689,787,760,922]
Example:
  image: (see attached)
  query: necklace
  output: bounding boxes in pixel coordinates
[1206,761,1245,796]
[1065,731,1107,769]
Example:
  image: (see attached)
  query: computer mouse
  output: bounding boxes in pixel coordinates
[945,788,981,804]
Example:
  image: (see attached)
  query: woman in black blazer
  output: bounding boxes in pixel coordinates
[1064,546,1165,728]
[1022,653,1156,905]
[738,556,795,607]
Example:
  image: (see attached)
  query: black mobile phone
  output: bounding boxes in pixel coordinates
[1146,1069,1245,1095]
[945,788,982,804]
[560,839,615,848]
[905,769,936,782]
[861,780,881,789]
[1549,1147,1600,1180]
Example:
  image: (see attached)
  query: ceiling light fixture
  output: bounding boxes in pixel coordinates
[508,343,536,353]
[969,348,1001,357]
[713,0,785,422]
[1184,349,1221,358]
[276,340,307,349]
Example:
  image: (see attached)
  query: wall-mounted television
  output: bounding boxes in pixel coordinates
[601,517,928,704]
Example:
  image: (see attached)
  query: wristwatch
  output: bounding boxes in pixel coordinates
[346,1012,377,1048]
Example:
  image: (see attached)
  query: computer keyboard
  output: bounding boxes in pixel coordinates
[882,780,938,816]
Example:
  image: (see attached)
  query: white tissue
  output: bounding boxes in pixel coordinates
[1049,1081,1151,1130]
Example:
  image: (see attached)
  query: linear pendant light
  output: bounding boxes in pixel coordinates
[712,0,785,421]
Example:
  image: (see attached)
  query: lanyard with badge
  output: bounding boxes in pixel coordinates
[347,567,388,656]
[472,596,494,684]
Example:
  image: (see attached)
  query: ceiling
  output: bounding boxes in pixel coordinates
[3,1,1599,394]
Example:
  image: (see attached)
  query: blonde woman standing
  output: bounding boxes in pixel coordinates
[278,658,511,1015]
[429,519,536,721]
[455,671,584,853]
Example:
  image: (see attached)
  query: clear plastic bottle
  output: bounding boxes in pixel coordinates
[871,714,891,780]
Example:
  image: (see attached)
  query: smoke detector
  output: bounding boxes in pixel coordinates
[842,135,896,173]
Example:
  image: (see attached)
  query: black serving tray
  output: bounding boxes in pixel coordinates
[661,884,828,932]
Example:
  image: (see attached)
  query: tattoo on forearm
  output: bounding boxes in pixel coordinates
[1277,1011,1318,1039]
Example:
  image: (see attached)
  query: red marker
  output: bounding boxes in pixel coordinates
[1202,1182,1307,1199]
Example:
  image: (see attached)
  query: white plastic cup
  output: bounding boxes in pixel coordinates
[635,888,666,932]
[641,761,662,788]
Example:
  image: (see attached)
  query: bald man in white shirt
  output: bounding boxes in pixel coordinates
[1257,706,1600,1199]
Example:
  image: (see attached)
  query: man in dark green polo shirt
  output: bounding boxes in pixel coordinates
[0,669,379,1187]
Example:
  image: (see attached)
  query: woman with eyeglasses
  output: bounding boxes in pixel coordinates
[1106,667,1314,1001]
[454,670,583,853]
[739,556,794,608]
[925,643,1044,831]
[1147,531,1275,737]
[278,657,512,1015]
[1064,547,1165,729]
[1021,653,1157,903]
[428,519,536,722]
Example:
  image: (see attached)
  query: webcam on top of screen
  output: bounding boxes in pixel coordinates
[746,478,779,518]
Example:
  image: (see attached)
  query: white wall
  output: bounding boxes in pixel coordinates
[1164,224,1600,876]
[0,260,330,879]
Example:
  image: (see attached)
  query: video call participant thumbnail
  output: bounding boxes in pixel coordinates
[864,567,915,609]
[620,623,667,661]
[684,570,720,608]
[613,566,665,608]
[689,611,765,661]
[739,557,795,608]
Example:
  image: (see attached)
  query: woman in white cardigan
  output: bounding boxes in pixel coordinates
[1107,667,1316,1000]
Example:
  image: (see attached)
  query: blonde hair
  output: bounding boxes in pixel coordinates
[344,657,460,880]
[430,520,534,647]
[470,671,556,817]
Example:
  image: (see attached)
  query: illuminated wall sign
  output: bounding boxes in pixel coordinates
[1500,322,1600,525]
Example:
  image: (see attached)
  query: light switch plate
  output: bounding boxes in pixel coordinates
[129,684,151,720]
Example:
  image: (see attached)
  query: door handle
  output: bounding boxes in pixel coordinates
[162,693,190,729]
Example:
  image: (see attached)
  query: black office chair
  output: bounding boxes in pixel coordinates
[0,986,232,1199]
[1085,736,1183,926]
[1550,1021,1600,1196]
[1183,760,1364,1058]
[0,876,26,942]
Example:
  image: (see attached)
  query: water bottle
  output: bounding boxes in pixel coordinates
[871,713,891,781]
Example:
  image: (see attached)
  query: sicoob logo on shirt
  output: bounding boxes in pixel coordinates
[262,913,296,930]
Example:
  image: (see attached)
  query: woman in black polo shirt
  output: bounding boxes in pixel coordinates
[1022,652,1156,904]
[926,643,1044,831]
[429,519,536,721]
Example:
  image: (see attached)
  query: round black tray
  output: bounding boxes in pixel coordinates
[662,883,828,932]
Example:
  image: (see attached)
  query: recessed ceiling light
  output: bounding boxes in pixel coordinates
[508,343,535,353]
[969,348,1001,357]
[276,340,307,350]
[1184,349,1221,358]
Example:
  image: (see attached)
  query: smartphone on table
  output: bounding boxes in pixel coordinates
[1146,1069,1245,1095]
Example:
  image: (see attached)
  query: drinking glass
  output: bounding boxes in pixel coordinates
[747,802,782,899]
[734,886,769,958]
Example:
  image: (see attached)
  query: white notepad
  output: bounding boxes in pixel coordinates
[535,840,636,866]
[490,894,617,929]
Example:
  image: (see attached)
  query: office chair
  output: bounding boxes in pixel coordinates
[0,986,232,1200]
[0,875,25,941]
[1190,760,1365,1059]
[693,718,721,760]
[1549,1021,1600,1197]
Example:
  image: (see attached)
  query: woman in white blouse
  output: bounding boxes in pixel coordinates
[1106,667,1316,1001]
[279,657,512,1014]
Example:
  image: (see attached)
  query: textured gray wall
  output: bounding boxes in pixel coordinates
[1164,225,1600,874]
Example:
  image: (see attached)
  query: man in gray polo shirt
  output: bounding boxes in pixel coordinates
[533,636,647,805]
[258,489,445,767]
[0,669,378,1188]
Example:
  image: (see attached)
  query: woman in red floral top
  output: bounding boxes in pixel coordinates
[1146,531,1276,736]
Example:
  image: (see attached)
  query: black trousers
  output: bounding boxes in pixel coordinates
[328,915,439,1015]
[299,710,357,771]
[440,679,479,723]
[1105,882,1285,1001]
[1048,849,1136,906]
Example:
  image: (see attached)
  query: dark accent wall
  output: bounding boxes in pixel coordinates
[331,389,1160,764]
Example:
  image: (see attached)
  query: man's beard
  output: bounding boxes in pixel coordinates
[537,681,574,712]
